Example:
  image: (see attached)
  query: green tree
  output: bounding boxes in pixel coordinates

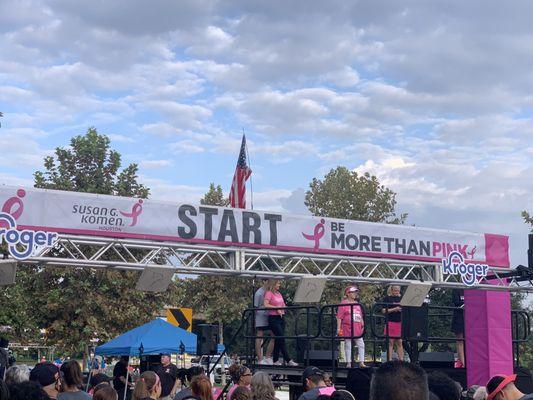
[305,166,407,223]
[1,128,176,359]
[522,211,533,231]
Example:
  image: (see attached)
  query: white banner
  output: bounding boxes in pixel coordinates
[0,185,509,266]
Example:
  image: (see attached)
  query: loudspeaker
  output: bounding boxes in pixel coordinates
[514,366,533,394]
[419,352,454,368]
[140,354,161,373]
[346,368,372,400]
[296,337,338,366]
[401,303,428,340]
[197,324,218,355]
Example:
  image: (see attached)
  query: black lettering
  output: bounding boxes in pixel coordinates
[359,235,370,251]
[264,213,282,246]
[218,210,239,242]
[110,208,118,217]
[345,234,358,250]
[407,240,419,255]
[199,206,218,240]
[384,237,394,252]
[81,215,88,223]
[395,238,406,254]
[243,211,262,244]
[419,241,430,256]
[72,205,78,213]
[331,233,345,249]
[96,216,107,225]
[178,205,197,239]
[371,236,381,252]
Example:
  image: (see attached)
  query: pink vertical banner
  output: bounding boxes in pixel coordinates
[464,287,513,386]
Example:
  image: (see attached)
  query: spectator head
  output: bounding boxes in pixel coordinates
[427,371,461,400]
[90,372,110,389]
[60,360,84,388]
[370,361,428,400]
[191,375,214,400]
[187,366,205,383]
[323,373,333,387]
[29,361,61,397]
[232,386,252,400]
[93,385,118,400]
[229,364,252,385]
[5,364,30,385]
[486,375,524,400]
[331,390,356,400]
[7,381,49,400]
[302,366,326,391]
[464,386,481,400]
[473,387,487,400]
[133,371,162,400]
[251,371,277,400]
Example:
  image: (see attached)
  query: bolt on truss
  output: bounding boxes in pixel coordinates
[20,234,533,292]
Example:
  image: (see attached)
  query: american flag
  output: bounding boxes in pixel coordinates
[229,135,252,208]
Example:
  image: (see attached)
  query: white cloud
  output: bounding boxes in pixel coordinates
[139,159,172,169]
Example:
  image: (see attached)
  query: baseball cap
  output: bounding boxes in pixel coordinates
[302,366,324,383]
[29,362,60,387]
[486,374,517,400]
[161,352,171,356]
[345,286,359,295]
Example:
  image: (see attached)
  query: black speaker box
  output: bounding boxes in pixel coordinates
[419,352,454,368]
[197,324,219,355]
[296,337,338,366]
[401,303,429,340]
[346,368,373,400]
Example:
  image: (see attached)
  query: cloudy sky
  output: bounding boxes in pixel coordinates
[0,0,531,267]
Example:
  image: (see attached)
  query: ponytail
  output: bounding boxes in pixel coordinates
[133,371,159,400]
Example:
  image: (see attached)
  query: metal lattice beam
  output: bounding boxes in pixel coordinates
[18,234,533,292]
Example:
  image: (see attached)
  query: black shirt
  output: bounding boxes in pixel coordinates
[383,295,402,322]
[155,363,179,397]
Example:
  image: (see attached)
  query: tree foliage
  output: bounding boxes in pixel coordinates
[305,166,407,223]
[0,127,175,356]
[522,211,533,231]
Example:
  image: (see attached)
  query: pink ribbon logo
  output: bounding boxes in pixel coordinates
[302,218,326,250]
[120,199,143,227]
[0,189,26,228]
[467,246,477,259]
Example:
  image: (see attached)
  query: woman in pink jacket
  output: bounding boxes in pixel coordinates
[336,285,366,368]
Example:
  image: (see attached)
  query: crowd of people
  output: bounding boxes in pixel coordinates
[1,351,531,400]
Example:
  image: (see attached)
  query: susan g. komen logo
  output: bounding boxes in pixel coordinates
[302,219,326,250]
[0,189,26,228]
[120,199,143,227]
[442,251,489,286]
[0,213,58,260]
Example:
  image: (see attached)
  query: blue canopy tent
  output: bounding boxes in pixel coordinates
[95,319,197,356]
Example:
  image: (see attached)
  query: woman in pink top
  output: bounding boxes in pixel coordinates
[336,285,366,368]
[263,279,297,366]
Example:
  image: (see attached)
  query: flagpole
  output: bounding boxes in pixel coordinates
[243,130,254,210]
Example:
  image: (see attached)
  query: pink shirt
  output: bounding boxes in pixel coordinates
[264,290,286,316]
[337,299,364,337]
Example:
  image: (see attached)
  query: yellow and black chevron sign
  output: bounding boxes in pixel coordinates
[167,308,193,332]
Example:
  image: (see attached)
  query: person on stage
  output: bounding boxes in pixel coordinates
[451,289,465,368]
[254,280,274,365]
[381,285,404,361]
[263,279,297,366]
[336,285,366,368]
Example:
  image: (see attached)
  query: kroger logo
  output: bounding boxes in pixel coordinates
[0,212,58,260]
[442,251,489,286]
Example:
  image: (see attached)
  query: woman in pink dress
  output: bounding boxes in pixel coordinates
[381,285,404,361]
[263,279,297,366]
[336,285,366,368]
